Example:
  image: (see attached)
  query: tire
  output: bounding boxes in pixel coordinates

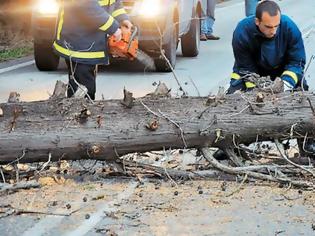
[181,10,200,57]
[154,24,177,72]
[34,42,60,71]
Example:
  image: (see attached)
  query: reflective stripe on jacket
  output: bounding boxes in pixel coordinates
[53,0,128,65]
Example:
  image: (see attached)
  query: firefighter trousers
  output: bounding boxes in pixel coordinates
[65,60,98,100]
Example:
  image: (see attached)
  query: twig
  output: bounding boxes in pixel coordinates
[188,76,200,96]
[0,180,40,194]
[198,106,211,119]
[114,146,127,174]
[38,152,52,173]
[300,132,314,154]
[229,105,250,117]
[140,100,187,147]
[139,100,162,118]
[61,117,75,132]
[224,147,244,167]
[0,205,77,218]
[280,193,302,201]
[15,209,76,216]
[225,173,248,197]
[301,55,314,91]
[118,159,219,180]
[290,123,298,138]
[0,209,15,219]
[4,149,26,168]
[201,147,314,188]
[306,97,315,115]
[154,21,187,96]
[199,118,216,135]
[0,167,6,183]
[14,164,19,182]
[275,139,315,177]
[164,167,178,187]
[158,109,187,148]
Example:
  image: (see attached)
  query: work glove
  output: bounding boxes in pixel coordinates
[271,77,284,93]
[281,74,297,89]
[230,73,257,89]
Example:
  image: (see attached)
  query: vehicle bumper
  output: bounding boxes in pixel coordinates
[130,15,172,53]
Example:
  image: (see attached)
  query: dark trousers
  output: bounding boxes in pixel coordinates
[65,60,97,100]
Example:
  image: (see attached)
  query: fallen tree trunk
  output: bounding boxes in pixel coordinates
[0,91,315,164]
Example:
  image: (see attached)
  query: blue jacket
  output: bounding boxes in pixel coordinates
[231,14,306,88]
[53,0,129,65]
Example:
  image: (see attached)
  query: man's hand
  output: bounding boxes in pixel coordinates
[120,20,133,34]
[113,28,122,41]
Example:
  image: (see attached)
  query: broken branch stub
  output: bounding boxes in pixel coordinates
[51,80,67,99]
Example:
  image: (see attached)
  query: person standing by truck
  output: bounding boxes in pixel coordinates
[245,0,261,16]
[200,0,220,41]
[53,0,132,100]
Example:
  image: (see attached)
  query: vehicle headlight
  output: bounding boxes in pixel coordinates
[35,0,59,15]
[139,0,161,18]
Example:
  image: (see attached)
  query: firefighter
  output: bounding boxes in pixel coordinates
[228,0,308,94]
[53,0,132,100]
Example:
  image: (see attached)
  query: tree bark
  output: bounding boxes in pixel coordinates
[0,91,314,164]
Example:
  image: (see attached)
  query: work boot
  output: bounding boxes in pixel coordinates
[200,34,207,41]
[206,34,220,40]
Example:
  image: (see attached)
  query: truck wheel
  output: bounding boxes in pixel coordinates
[181,11,200,57]
[34,42,60,71]
[154,24,177,72]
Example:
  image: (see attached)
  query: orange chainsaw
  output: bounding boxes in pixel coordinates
[108,26,139,60]
[108,26,156,70]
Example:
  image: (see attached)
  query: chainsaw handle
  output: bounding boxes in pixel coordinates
[127,26,138,50]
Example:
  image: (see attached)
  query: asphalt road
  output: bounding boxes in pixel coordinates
[0,0,314,103]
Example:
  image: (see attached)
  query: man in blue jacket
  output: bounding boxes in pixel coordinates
[228,0,308,94]
[53,0,132,100]
[215,1,313,160]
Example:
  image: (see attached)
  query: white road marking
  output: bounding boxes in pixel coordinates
[64,181,137,236]
[22,216,65,236]
[22,181,137,236]
[0,60,35,74]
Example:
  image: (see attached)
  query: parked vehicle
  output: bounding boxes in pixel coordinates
[32,0,206,72]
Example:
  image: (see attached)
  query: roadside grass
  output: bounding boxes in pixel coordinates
[0,45,33,62]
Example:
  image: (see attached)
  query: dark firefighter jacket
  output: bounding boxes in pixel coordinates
[53,0,129,65]
[231,14,306,89]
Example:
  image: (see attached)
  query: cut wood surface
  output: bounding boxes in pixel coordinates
[0,91,315,164]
